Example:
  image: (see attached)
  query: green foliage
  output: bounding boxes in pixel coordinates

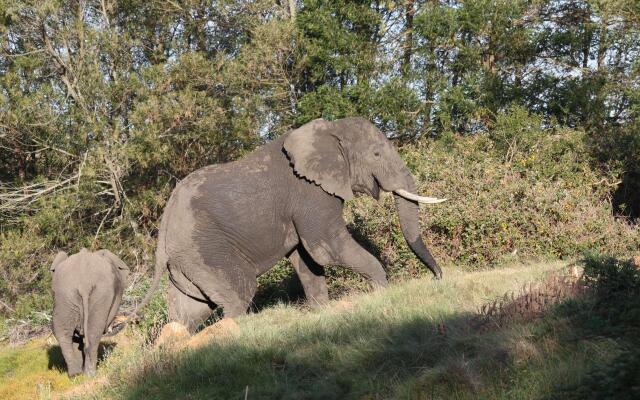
[130,278,169,343]
[345,110,638,275]
[295,84,359,122]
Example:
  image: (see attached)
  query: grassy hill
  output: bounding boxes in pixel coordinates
[2,258,637,400]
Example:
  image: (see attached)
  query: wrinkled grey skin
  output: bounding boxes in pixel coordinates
[133,117,442,331]
[51,248,129,376]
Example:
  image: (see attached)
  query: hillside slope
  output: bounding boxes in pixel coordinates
[4,260,620,399]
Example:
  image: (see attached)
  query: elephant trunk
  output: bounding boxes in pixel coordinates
[393,173,443,279]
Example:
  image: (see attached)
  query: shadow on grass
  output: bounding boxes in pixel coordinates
[95,256,640,399]
[544,255,640,400]
[113,309,518,400]
[47,341,118,373]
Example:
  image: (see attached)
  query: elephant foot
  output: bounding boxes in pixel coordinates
[371,278,389,289]
[155,322,191,349]
[67,369,82,378]
[186,318,240,349]
[307,299,328,309]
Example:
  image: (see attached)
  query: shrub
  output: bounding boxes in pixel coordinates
[550,254,640,400]
[345,113,638,278]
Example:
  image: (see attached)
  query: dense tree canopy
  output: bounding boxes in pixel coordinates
[0,0,638,313]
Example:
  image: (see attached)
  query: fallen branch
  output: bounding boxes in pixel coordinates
[0,173,79,211]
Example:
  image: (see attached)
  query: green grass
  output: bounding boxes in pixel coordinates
[0,336,78,399]
[0,259,634,399]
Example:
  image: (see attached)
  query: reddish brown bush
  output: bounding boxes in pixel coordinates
[473,269,587,330]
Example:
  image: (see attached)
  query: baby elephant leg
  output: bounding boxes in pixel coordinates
[82,298,111,376]
[53,318,83,377]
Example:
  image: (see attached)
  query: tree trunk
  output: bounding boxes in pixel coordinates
[402,0,415,77]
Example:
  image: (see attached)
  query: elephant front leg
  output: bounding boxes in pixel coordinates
[301,227,388,287]
[289,248,329,306]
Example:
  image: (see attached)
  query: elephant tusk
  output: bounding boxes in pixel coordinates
[394,189,447,204]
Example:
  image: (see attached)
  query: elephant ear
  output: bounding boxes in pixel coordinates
[97,249,130,271]
[50,251,68,272]
[283,119,354,201]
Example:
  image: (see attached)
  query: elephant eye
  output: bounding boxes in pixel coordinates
[374,151,380,157]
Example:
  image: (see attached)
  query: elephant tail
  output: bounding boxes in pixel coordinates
[81,293,90,342]
[131,215,170,320]
[106,213,169,337]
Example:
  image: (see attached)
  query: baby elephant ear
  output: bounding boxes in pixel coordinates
[50,251,68,272]
[283,119,353,201]
[98,250,130,271]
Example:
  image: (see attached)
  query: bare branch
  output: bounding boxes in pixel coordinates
[0,174,79,211]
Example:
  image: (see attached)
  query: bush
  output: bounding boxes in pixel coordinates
[345,126,638,279]
[550,254,640,399]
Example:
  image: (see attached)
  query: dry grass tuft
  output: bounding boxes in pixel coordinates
[473,268,587,330]
[186,318,240,349]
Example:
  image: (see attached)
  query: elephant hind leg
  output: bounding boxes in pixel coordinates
[82,331,101,376]
[53,309,83,376]
[198,271,256,319]
[169,257,256,322]
[194,264,256,319]
[54,334,83,377]
[82,296,111,376]
[219,296,254,318]
[168,282,214,333]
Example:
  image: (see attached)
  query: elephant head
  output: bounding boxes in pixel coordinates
[96,249,130,281]
[50,249,129,281]
[284,117,445,279]
[50,251,69,271]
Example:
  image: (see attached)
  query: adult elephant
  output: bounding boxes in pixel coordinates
[133,117,445,331]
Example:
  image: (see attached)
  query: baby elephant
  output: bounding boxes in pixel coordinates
[51,248,129,376]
